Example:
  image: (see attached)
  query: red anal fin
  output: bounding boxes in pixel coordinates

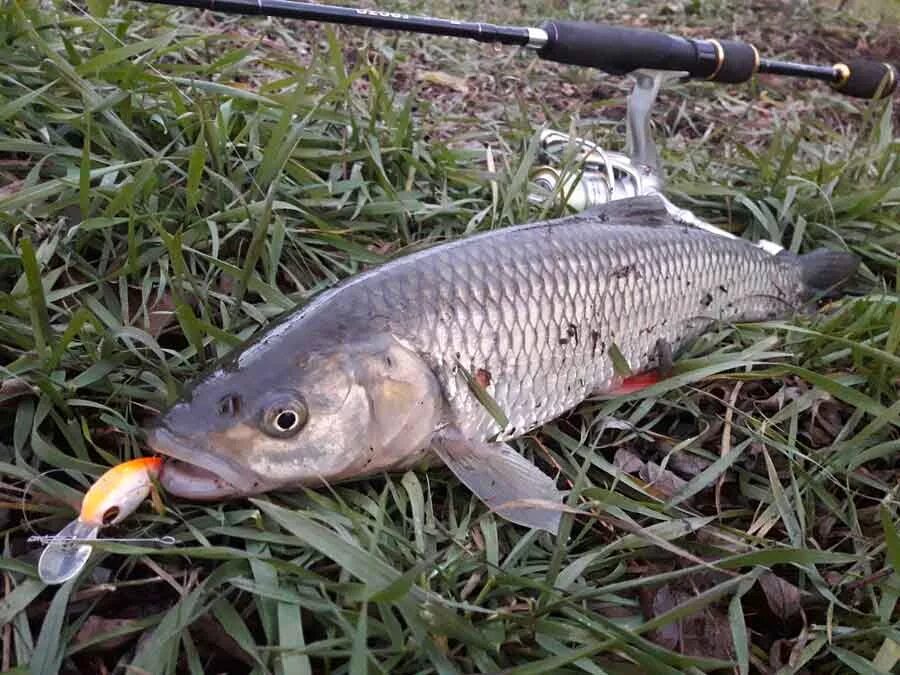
[611,370,663,395]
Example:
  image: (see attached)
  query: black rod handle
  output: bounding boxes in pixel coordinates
[537,21,758,83]
[536,20,898,100]
[832,59,897,99]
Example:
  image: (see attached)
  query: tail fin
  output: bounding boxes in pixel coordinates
[796,249,860,297]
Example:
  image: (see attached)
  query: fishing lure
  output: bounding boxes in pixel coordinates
[37,457,164,584]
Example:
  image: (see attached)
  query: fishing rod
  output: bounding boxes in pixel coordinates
[138,0,897,99]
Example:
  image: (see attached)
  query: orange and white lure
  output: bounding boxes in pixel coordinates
[37,457,164,585]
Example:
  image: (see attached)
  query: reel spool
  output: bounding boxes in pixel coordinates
[528,70,676,211]
[529,131,652,209]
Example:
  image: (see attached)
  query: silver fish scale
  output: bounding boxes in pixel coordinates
[255,210,806,444]
[359,219,805,442]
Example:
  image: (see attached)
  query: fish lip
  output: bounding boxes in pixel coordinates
[145,425,263,497]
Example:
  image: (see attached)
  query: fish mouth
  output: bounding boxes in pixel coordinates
[145,425,265,500]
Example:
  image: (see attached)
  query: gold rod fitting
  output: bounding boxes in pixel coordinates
[706,39,725,81]
[832,62,850,88]
[884,63,897,94]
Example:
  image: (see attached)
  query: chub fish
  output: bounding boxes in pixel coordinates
[145,196,858,534]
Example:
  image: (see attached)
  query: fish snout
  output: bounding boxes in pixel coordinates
[151,400,202,433]
[144,424,268,500]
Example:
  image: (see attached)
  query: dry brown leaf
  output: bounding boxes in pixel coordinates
[769,638,792,671]
[367,240,399,256]
[614,448,690,501]
[643,461,688,499]
[591,603,636,619]
[666,452,713,478]
[72,655,110,675]
[190,615,257,667]
[613,448,645,474]
[754,385,807,411]
[145,293,178,337]
[459,571,482,601]
[759,571,802,620]
[0,179,23,199]
[641,583,735,659]
[217,274,235,295]
[816,515,837,541]
[128,290,179,338]
[74,616,139,652]
[807,397,847,447]
[642,584,682,650]
[0,378,33,407]
[417,70,469,94]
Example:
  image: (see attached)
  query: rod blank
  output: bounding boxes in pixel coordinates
[143,0,534,44]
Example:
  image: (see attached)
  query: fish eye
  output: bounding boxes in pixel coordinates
[262,399,308,438]
[102,506,120,525]
[217,395,241,417]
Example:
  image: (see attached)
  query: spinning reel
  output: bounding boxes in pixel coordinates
[529,69,673,211]
[529,69,760,245]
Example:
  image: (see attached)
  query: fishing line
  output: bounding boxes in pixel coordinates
[27,534,177,545]
[19,468,78,537]
[22,465,170,544]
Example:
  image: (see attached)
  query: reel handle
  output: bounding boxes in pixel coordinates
[537,21,897,99]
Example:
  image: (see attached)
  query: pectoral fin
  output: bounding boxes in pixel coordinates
[432,432,564,534]
[610,370,663,395]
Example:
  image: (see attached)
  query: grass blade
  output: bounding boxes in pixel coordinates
[17,238,52,358]
[29,580,74,675]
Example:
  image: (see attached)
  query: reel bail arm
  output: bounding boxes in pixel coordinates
[530,69,783,251]
[531,69,680,208]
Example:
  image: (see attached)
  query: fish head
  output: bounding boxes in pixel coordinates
[147,334,444,499]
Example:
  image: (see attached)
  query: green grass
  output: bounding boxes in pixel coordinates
[1,0,898,673]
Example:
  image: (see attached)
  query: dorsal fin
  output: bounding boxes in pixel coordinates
[580,195,672,227]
